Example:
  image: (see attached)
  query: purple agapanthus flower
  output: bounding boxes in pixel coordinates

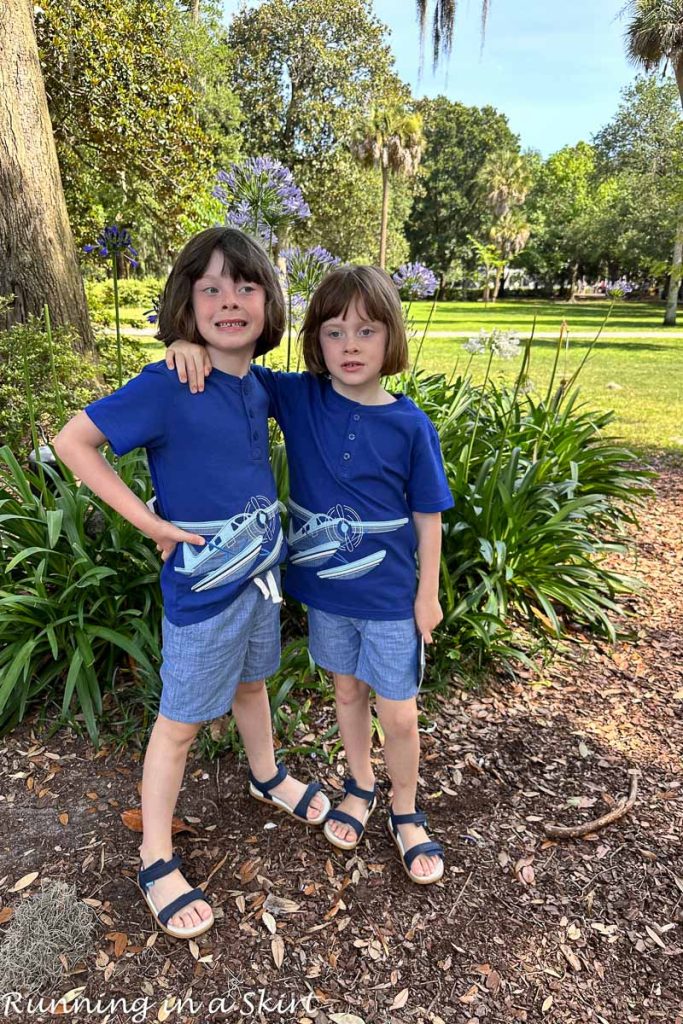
[282,245,340,305]
[214,157,310,243]
[83,225,138,268]
[144,296,160,325]
[392,262,438,301]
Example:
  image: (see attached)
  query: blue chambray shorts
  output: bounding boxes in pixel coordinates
[307,607,424,701]
[159,570,281,724]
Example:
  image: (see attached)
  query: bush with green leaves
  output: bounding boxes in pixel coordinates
[0,315,104,453]
[0,310,150,453]
[85,277,164,311]
[0,447,162,742]
[399,338,652,683]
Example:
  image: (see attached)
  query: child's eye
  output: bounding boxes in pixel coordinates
[324,329,343,339]
[359,328,374,337]
[239,284,257,294]
[203,286,219,294]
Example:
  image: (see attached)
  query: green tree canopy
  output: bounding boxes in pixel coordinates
[36,0,241,266]
[406,97,519,283]
[227,0,412,261]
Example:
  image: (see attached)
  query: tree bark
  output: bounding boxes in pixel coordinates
[379,162,390,269]
[663,209,683,327]
[0,1,92,347]
[492,264,504,301]
[567,263,579,303]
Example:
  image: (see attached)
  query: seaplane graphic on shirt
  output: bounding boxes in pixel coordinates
[287,497,408,581]
[172,496,284,593]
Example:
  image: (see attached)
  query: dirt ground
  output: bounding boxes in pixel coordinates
[0,457,681,1024]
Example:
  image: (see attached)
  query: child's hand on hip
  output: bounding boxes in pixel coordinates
[150,520,205,562]
[414,594,443,644]
[165,341,212,393]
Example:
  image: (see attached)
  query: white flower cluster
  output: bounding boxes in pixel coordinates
[463,328,521,359]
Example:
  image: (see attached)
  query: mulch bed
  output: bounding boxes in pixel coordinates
[0,456,681,1024]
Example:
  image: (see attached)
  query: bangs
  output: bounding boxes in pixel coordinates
[316,270,391,325]
[188,230,272,286]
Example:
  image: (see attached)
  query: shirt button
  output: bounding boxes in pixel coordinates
[348,433,356,441]
[343,452,351,461]
[353,414,360,421]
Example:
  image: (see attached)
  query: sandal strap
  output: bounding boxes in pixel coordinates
[249,763,288,797]
[390,808,427,828]
[403,841,444,872]
[344,777,376,803]
[157,887,209,927]
[325,808,366,838]
[292,781,322,820]
[138,854,182,887]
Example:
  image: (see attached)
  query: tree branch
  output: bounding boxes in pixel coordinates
[543,771,639,840]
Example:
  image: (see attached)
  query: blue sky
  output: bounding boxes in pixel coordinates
[221,0,638,155]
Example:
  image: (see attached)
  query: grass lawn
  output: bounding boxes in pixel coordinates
[129,298,683,454]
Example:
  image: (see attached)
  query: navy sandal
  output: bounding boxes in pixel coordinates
[138,854,214,939]
[248,763,330,825]
[387,808,444,884]
[323,777,378,851]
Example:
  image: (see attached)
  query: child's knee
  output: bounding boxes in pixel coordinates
[154,714,201,749]
[380,701,418,739]
[334,674,367,706]
[236,679,265,698]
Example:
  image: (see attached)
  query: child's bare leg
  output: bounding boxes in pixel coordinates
[327,673,376,843]
[139,714,213,929]
[231,679,325,819]
[375,695,441,879]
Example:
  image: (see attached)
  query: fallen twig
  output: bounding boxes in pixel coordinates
[543,770,639,839]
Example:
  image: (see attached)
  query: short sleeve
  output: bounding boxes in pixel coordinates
[85,362,171,456]
[405,413,454,514]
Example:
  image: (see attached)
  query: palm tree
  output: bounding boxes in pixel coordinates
[416,0,490,69]
[625,0,683,325]
[477,149,533,301]
[354,105,424,269]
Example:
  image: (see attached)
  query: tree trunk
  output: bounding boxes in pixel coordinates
[191,0,200,23]
[0,1,92,348]
[567,262,579,303]
[379,163,390,270]
[664,209,683,327]
[663,211,683,327]
[492,264,504,302]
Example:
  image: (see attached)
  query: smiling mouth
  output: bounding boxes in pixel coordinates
[341,362,363,369]
[215,319,247,328]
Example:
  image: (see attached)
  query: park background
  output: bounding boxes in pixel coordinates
[0,1,682,1022]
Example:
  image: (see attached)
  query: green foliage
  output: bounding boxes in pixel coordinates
[521,142,600,286]
[227,0,413,257]
[0,302,150,452]
[95,331,150,391]
[398,349,652,679]
[407,97,520,282]
[0,448,161,742]
[0,315,104,452]
[35,0,238,265]
[86,278,164,310]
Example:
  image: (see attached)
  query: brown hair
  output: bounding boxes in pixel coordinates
[301,265,408,376]
[156,227,285,357]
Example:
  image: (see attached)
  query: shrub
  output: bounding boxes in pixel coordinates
[0,315,104,453]
[0,309,151,453]
[0,447,162,742]
[400,358,652,681]
[85,277,164,310]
